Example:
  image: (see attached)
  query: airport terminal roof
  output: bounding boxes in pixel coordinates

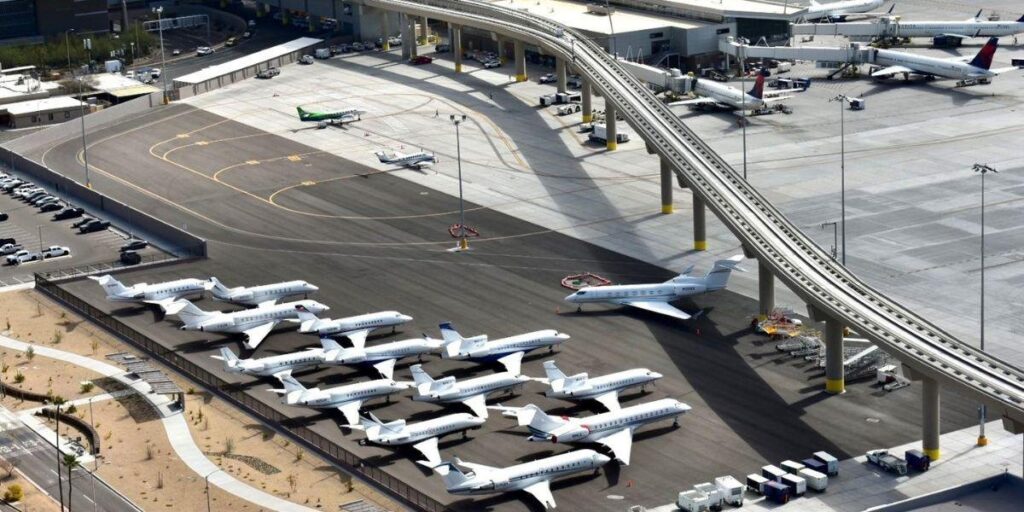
[1,96,84,116]
[498,0,712,34]
[174,37,323,85]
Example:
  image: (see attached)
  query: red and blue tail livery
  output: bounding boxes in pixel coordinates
[969,37,999,70]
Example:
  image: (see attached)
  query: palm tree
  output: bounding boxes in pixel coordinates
[62,452,79,512]
[52,396,67,510]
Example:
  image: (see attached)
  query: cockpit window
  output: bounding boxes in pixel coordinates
[576,291,587,295]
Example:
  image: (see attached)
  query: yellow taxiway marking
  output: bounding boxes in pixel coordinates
[287,155,302,162]
[176,133,190,139]
[301,180,317,186]
[196,141,209,146]
[247,160,260,165]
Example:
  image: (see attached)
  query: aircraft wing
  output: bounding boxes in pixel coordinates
[497,351,524,376]
[668,97,718,107]
[337,400,364,427]
[242,321,277,350]
[617,300,692,320]
[870,65,916,78]
[523,480,557,509]
[372,359,397,380]
[146,297,184,314]
[413,437,442,469]
[597,428,634,465]
[593,390,621,412]
[257,299,278,308]
[342,329,370,350]
[462,394,489,419]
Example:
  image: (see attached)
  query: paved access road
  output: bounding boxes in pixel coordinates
[35,102,980,511]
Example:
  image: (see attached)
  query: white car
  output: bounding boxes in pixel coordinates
[0,243,23,255]
[197,46,214,56]
[6,250,41,265]
[42,246,70,259]
[150,68,161,78]
[172,49,181,56]
[483,60,501,68]
[539,73,557,83]
[299,55,315,64]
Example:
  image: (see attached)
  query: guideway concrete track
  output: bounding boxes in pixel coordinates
[365,0,1024,442]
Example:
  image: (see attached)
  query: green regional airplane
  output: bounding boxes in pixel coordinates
[296,106,363,127]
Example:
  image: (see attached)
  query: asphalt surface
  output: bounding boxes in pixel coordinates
[31,103,981,512]
[0,407,137,512]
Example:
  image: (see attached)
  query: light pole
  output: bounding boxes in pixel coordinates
[973,163,996,446]
[65,29,91,189]
[154,6,170,103]
[80,36,92,189]
[204,469,221,512]
[738,37,749,180]
[450,114,468,251]
[829,94,849,265]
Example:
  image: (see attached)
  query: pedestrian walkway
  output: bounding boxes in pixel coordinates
[0,334,319,512]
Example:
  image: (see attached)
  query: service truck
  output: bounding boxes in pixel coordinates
[780,474,806,497]
[693,482,723,510]
[813,451,839,476]
[677,489,711,512]
[539,92,581,106]
[798,468,828,491]
[761,465,787,482]
[781,460,805,474]
[588,123,629,144]
[714,476,744,506]
[746,474,769,495]
[866,449,908,475]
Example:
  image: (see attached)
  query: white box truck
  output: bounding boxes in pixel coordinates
[677,489,711,512]
[798,468,828,492]
[813,451,839,476]
[781,460,805,474]
[746,474,769,494]
[693,483,723,510]
[762,465,787,482]
[714,476,745,506]
[588,124,630,144]
[780,474,807,496]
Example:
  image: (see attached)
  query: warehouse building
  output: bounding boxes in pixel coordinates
[0,96,85,128]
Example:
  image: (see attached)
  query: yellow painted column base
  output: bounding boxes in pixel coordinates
[382,42,390,51]
[459,238,469,250]
[661,204,673,214]
[923,448,940,461]
[606,141,617,151]
[516,74,527,82]
[694,240,707,251]
[977,435,989,447]
[825,378,845,394]
[581,114,592,123]
[758,314,768,321]
[455,63,463,73]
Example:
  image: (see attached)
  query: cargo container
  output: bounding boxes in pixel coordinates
[780,474,807,496]
[676,489,711,512]
[693,482,723,510]
[813,451,839,476]
[798,468,828,491]
[764,481,791,504]
[762,465,787,482]
[802,458,828,474]
[746,474,769,495]
[781,460,805,474]
[905,449,931,472]
[588,124,630,144]
[714,476,744,506]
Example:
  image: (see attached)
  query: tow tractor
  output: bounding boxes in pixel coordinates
[956,77,991,87]
[866,449,908,475]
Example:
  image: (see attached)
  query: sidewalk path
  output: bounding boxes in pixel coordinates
[0,334,318,512]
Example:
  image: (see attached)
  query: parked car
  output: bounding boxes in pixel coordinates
[53,207,84,220]
[435,43,451,53]
[39,202,63,213]
[0,212,7,222]
[1,180,24,191]
[0,243,22,255]
[352,42,364,51]
[119,239,149,252]
[71,217,95,229]
[225,37,239,47]
[243,31,253,39]
[42,246,70,259]
[79,219,111,233]
[299,55,315,65]
[411,55,433,65]
[387,36,402,47]
[172,48,181,56]
[120,250,142,266]
[6,250,41,265]
[196,46,214,56]
[256,67,280,79]
[539,73,556,83]
[483,60,501,68]
[0,238,15,246]
[30,195,58,206]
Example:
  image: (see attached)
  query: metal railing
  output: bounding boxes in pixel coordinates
[33,272,448,512]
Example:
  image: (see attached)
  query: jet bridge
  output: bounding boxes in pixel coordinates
[718,37,877,66]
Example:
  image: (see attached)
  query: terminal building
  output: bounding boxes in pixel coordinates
[0,0,108,45]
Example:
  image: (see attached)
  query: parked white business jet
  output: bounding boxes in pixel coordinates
[494,399,690,464]
[271,368,409,427]
[208,277,318,307]
[410,355,531,418]
[172,299,329,349]
[437,322,570,366]
[801,0,888,21]
[213,346,325,377]
[564,255,745,320]
[872,37,1018,84]
[375,150,437,169]
[296,309,413,347]
[90,275,213,314]
[541,361,662,411]
[318,336,443,379]
[435,449,611,509]
[669,71,791,111]
[359,412,486,467]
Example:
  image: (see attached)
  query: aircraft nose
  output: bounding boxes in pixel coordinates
[399,314,413,322]
[649,371,663,379]
[563,293,577,302]
[307,284,319,291]
[556,333,571,341]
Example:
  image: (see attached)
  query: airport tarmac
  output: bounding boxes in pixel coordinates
[30,100,982,511]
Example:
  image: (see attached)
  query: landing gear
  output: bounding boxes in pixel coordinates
[392,326,397,333]
[549,346,555,353]
[673,417,680,427]
[576,306,582,313]
[462,430,469,439]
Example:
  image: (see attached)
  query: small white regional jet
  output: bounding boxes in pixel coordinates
[374,149,438,169]
[271,368,410,427]
[296,309,413,347]
[359,412,486,468]
[318,336,443,378]
[494,399,690,465]
[208,277,319,307]
[172,299,329,349]
[437,322,570,364]
[90,275,213,314]
[541,361,663,411]
[213,346,326,377]
[877,12,1024,40]
[872,37,1019,84]
[410,355,531,419]
[564,255,745,320]
[801,0,887,21]
[435,449,612,509]
[669,70,791,111]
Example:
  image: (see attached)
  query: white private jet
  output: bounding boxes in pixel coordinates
[374,149,438,169]
[410,355,531,418]
[801,0,888,21]
[872,37,1019,85]
[435,449,611,509]
[172,299,329,349]
[271,368,410,427]
[296,309,413,347]
[208,277,319,307]
[318,336,443,378]
[541,361,663,411]
[89,275,213,314]
[669,71,792,111]
[564,255,745,320]
[359,412,486,468]
[493,399,690,465]
[213,346,326,377]
[437,322,571,365]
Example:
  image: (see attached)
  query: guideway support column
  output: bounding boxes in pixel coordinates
[904,365,942,460]
[514,40,526,81]
[556,57,567,93]
[605,103,618,151]
[808,304,846,394]
[453,25,464,73]
[660,159,673,214]
[408,16,418,59]
[420,16,429,43]
[381,9,391,51]
[758,260,774,319]
[401,14,411,60]
[693,196,706,251]
[581,80,592,122]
